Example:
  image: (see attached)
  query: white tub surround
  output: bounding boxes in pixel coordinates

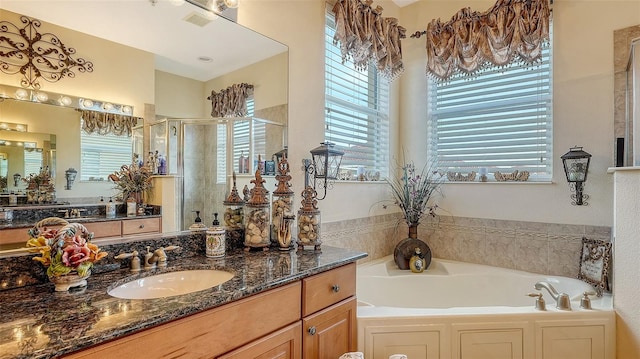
[610,167,640,357]
[357,256,615,359]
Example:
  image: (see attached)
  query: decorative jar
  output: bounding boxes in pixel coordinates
[271,155,295,250]
[297,186,321,250]
[244,170,271,250]
[223,172,245,249]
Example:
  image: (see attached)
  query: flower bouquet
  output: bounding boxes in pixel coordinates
[26,217,108,291]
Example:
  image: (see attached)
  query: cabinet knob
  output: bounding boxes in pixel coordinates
[139,224,145,229]
[308,326,317,336]
[332,284,340,293]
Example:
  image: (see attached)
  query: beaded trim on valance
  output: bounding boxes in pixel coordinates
[78,110,139,137]
[208,83,254,118]
[332,0,406,81]
[424,0,550,81]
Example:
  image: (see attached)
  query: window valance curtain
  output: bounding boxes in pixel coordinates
[78,109,139,136]
[208,83,254,118]
[332,0,406,81]
[424,0,550,81]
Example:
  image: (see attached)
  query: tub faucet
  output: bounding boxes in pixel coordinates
[534,281,571,310]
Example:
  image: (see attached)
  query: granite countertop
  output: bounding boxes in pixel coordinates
[0,245,367,359]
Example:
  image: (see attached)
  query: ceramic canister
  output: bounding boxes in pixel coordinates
[206,225,226,258]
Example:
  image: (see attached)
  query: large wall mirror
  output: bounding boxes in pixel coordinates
[0,1,288,251]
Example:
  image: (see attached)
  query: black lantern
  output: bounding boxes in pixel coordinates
[561,146,591,205]
[64,168,78,190]
[273,146,288,164]
[303,142,344,200]
[13,173,21,187]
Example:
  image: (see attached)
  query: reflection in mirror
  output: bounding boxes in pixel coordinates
[0,1,288,255]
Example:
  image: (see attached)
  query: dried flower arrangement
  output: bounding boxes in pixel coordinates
[108,161,153,203]
[387,159,444,226]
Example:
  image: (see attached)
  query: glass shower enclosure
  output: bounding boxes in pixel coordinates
[150,118,286,231]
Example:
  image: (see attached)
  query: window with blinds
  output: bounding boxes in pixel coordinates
[220,98,255,182]
[325,7,390,179]
[80,123,133,181]
[428,41,553,182]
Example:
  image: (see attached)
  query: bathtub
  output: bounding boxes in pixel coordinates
[357,256,615,359]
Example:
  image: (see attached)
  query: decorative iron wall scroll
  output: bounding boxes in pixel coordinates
[0,15,94,89]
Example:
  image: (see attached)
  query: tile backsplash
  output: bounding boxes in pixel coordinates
[322,213,611,278]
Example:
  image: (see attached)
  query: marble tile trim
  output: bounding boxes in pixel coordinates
[322,213,611,278]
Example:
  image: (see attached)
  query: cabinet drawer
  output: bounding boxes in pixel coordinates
[83,221,121,238]
[121,218,160,235]
[302,263,356,316]
[0,227,30,245]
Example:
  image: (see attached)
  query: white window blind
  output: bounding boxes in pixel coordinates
[80,121,133,181]
[325,7,390,178]
[227,98,255,176]
[428,41,553,181]
[216,122,227,184]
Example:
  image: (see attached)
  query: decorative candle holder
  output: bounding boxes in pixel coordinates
[244,170,271,251]
[297,186,321,251]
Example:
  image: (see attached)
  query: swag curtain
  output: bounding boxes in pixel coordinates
[208,83,254,118]
[332,0,406,81]
[425,0,551,80]
[79,110,139,136]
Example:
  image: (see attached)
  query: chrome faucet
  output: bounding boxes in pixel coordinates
[144,245,181,270]
[534,281,571,310]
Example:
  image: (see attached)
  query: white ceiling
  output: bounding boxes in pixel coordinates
[0,0,287,82]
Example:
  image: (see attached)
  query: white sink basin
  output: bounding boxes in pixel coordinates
[108,270,234,299]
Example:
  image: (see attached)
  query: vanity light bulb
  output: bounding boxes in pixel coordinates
[15,89,28,100]
[60,96,72,106]
[36,92,49,102]
[0,123,7,130]
[102,102,114,111]
[82,99,94,108]
[122,105,132,114]
[15,125,25,132]
[224,0,239,8]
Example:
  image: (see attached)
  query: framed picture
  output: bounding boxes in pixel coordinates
[577,237,612,296]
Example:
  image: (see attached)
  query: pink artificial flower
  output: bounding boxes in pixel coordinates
[62,245,91,267]
[72,234,87,246]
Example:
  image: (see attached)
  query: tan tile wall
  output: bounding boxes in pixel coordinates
[613,25,640,164]
[323,214,611,277]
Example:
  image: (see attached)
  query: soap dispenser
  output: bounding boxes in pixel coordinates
[206,213,226,258]
[189,210,207,232]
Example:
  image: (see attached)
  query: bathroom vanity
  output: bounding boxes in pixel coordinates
[0,237,366,359]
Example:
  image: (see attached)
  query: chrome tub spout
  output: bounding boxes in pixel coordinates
[534,281,571,310]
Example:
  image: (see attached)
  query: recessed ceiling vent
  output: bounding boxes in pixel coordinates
[183,11,213,27]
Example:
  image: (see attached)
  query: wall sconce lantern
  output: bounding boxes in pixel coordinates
[273,146,288,164]
[303,142,344,200]
[561,146,592,206]
[64,168,78,190]
[13,173,21,187]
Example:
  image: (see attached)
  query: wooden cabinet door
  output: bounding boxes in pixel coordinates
[302,297,356,359]
[218,322,302,359]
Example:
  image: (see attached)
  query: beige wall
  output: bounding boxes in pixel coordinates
[205,52,288,116]
[0,9,155,200]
